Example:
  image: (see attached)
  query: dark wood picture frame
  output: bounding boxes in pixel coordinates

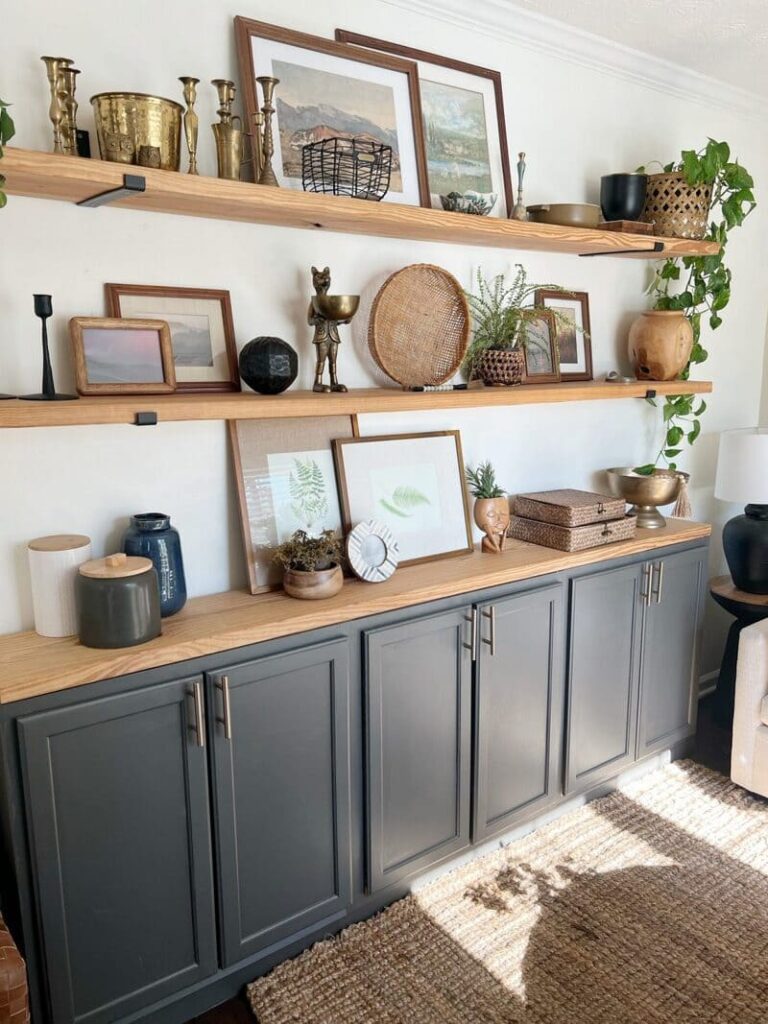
[521,310,560,385]
[335,29,513,217]
[332,430,473,566]
[69,317,176,396]
[105,283,240,393]
[235,17,431,207]
[535,289,593,382]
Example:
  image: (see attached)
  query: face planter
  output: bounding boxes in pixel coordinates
[473,496,510,554]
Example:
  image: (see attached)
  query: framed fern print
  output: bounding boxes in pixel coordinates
[229,416,354,593]
[333,431,473,566]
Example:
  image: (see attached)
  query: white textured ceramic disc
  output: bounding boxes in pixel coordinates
[346,520,399,583]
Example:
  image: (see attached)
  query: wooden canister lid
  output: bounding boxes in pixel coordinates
[28,534,91,552]
[79,553,153,579]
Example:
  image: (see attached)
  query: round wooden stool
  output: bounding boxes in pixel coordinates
[710,575,768,725]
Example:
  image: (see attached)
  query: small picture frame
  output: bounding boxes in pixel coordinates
[69,317,176,395]
[333,431,473,566]
[521,310,560,384]
[535,289,593,382]
[105,284,240,393]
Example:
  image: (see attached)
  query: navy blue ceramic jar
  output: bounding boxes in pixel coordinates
[122,513,187,617]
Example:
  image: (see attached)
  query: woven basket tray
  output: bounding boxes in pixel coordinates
[368,264,470,387]
[508,514,637,553]
[641,172,713,240]
[513,489,626,527]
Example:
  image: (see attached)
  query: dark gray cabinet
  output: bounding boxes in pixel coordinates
[208,638,351,966]
[638,548,705,756]
[18,677,217,1024]
[473,584,564,841]
[565,563,643,793]
[364,608,473,893]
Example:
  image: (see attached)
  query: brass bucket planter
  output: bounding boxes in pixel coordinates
[477,348,524,387]
[91,92,183,171]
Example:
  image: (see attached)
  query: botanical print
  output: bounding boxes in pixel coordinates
[420,79,492,195]
[272,59,403,189]
[82,328,165,383]
[370,463,441,534]
[267,449,341,541]
[133,311,214,367]
[548,305,578,364]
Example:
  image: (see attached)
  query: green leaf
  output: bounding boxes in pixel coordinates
[664,448,683,458]
[709,313,723,330]
[666,426,684,446]
[0,191,6,209]
[634,464,656,476]
[681,149,702,183]
[688,419,702,444]
[695,400,707,415]
[711,288,730,311]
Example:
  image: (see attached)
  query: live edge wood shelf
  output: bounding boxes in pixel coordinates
[0,380,713,428]
[0,518,710,703]
[5,148,721,259]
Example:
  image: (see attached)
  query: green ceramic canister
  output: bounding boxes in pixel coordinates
[77,553,161,649]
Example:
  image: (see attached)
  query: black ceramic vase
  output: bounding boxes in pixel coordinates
[600,173,648,222]
[723,505,768,594]
[239,336,298,395]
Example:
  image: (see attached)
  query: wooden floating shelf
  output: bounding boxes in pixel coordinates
[4,148,721,259]
[0,380,713,428]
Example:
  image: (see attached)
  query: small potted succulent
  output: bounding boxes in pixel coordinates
[465,461,509,554]
[273,529,344,600]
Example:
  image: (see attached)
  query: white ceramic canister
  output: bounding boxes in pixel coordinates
[27,534,92,637]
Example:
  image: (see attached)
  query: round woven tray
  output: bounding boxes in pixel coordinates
[368,264,470,387]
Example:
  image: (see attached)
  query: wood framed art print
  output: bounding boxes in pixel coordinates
[69,317,176,395]
[535,289,593,382]
[521,310,560,384]
[333,431,473,566]
[235,17,430,206]
[105,284,240,392]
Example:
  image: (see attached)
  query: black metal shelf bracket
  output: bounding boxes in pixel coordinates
[77,174,146,208]
[579,241,665,258]
[645,389,658,400]
[134,411,158,426]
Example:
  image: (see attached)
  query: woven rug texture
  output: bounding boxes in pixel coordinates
[247,762,768,1023]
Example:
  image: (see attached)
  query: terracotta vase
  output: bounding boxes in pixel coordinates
[628,310,693,381]
[477,348,524,386]
[473,496,510,554]
[283,563,344,600]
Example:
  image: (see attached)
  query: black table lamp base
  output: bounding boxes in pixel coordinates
[723,503,768,594]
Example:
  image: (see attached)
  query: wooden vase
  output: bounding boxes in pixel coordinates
[283,564,344,600]
[628,310,693,381]
[473,496,510,554]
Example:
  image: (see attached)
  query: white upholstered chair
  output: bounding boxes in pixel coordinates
[731,618,768,797]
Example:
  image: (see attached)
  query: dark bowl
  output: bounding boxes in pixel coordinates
[600,173,648,222]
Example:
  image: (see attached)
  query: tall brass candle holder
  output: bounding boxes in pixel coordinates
[41,56,73,154]
[256,76,279,187]
[179,76,200,174]
[211,78,244,181]
[59,65,80,155]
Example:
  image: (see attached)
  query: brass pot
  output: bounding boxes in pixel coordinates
[605,467,688,529]
[283,564,344,600]
[311,294,361,320]
[91,92,183,171]
[526,203,602,229]
[628,310,693,381]
[477,348,524,386]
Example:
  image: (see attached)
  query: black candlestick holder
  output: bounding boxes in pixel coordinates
[20,294,78,401]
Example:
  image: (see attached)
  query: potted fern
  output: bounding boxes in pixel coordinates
[273,529,344,600]
[465,461,509,553]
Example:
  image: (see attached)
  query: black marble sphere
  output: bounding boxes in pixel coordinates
[239,336,298,395]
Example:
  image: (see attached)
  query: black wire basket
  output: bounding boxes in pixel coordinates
[301,137,392,201]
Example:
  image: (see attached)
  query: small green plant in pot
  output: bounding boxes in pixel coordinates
[0,98,16,209]
[273,529,344,600]
[465,461,509,554]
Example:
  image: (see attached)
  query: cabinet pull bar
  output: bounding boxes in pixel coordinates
[192,681,205,748]
[481,606,496,656]
[217,675,233,740]
[640,564,652,606]
[653,561,664,604]
[463,608,478,661]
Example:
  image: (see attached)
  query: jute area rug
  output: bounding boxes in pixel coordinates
[247,762,768,1023]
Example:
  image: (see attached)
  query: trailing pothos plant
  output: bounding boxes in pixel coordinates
[0,98,15,208]
[635,139,755,474]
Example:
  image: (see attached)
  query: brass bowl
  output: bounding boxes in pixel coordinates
[312,294,360,320]
[605,467,688,529]
[526,203,602,229]
[91,92,183,171]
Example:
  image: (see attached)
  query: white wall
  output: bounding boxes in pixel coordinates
[1,0,767,679]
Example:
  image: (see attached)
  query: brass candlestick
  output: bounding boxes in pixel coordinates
[510,151,528,221]
[179,76,200,174]
[59,66,80,155]
[256,76,279,187]
[211,79,244,180]
[250,110,264,181]
[41,56,73,154]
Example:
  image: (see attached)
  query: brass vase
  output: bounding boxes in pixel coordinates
[91,92,183,171]
[628,310,693,381]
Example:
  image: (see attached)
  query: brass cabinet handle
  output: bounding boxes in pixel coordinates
[640,564,652,606]
[481,606,496,656]
[652,561,665,604]
[217,675,233,740]
[463,608,478,661]
[192,681,205,748]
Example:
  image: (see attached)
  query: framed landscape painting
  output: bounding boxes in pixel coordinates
[235,18,430,206]
[336,31,513,217]
[535,289,593,382]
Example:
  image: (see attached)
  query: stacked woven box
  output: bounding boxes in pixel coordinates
[509,488,635,552]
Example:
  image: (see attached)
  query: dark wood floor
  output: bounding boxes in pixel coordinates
[188,693,732,1024]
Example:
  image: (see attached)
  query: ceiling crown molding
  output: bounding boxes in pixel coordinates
[379,0,767,120]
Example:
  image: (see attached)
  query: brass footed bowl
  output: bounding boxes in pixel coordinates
[312,294,360,320]
[605,467,687,529]
[91,92,183,171]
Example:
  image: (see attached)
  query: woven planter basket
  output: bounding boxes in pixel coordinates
[641,172,713,240]
[477,348,524,386]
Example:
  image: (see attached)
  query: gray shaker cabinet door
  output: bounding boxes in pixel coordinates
[638,547,705,755]
[364,607,473,894]
[209,638,352,966]
[473,584,565,841]
[18,677,217,1024]
[565,563,644,794]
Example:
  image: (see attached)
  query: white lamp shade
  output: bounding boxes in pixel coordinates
[714,428,768,504]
